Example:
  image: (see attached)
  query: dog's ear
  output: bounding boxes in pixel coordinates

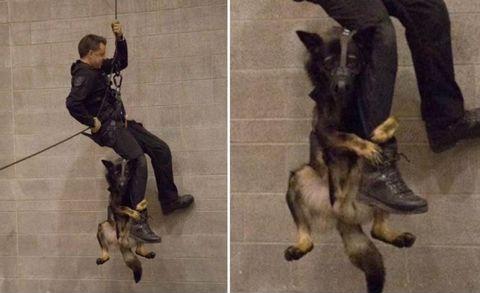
[101,160,114,170]
[296,30,324,54]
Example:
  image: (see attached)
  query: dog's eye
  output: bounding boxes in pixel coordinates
[323,56,337,70]
[347,55,359,68]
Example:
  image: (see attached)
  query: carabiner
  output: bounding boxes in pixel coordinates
[113,72,123,89]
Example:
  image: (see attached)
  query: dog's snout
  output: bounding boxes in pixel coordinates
[334,79,349,94]
[118,179,127,188]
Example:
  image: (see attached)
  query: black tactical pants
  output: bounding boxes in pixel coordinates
[308,0,464,137]
[93,119,179,208]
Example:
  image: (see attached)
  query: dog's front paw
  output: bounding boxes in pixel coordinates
[129,210,141,221]
[360,142,383,164]
[96,256,110,265]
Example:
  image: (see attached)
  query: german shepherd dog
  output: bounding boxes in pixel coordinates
[285,27,416,293]
[96,159,156,283]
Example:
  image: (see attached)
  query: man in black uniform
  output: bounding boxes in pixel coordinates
[66,21,194,243]
[294,0,480,214]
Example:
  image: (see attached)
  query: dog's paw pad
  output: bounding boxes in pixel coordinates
[96,257,109,265]
[145,252,156,259]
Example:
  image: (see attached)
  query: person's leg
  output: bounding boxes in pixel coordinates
[388,0,480,152]
[111,129,148,209]
[388,0,464,127]
[95,121,161,243]
[126,120,194,215]
[294,0,427,214]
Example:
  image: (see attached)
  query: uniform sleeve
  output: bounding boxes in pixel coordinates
[65,71,96,127]
[101,38,128,74]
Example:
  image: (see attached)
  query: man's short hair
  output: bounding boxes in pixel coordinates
[78,34,107,58]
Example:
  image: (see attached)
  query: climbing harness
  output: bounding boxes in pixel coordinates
[0,0,123,172]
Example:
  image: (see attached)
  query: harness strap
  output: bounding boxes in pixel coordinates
[339,29,350,69]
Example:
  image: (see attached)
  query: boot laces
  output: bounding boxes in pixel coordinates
[379,152,411,194]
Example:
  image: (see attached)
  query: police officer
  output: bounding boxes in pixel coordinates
[294,0,480,214]
[66,21,194,243]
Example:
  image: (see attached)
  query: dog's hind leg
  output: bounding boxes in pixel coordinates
[96,221,112,265]
[337,221,385,293]
[284,168,315,261]
[135,243,156,259]
[118,220,143,283]
[371,210,416,248]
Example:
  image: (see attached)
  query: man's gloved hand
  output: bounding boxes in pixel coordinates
[111,20,123,40]
[91,117,102,133]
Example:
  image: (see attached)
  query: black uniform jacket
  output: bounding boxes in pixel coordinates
[66,38,128,127]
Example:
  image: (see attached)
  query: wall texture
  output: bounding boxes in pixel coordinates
[231,0,480,292]
[0,0,226,292]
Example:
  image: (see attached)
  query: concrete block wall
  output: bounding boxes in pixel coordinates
[0,0,226,292]
[231,1,480,292]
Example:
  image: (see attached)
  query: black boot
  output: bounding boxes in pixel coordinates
[427,108,480,153]
[162,194,194,215]
[358,139,428,214]
[130,209,161,243]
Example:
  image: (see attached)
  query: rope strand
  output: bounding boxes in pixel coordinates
[0,0,121,172]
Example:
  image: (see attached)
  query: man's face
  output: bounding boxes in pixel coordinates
[87,43,106,69]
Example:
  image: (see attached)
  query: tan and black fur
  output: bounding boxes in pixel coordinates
[285,28,416,293]
[286,117,415,293]
[96,159,156,283]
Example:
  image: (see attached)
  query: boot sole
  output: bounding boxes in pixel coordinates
[130,234,162,244]
[358,194,428,215]
[430,140,457,154]
[429,125,480,153]
[162,199,195,215]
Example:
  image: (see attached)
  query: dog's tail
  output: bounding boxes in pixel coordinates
[337,221,385,293]
[119,236,143,283]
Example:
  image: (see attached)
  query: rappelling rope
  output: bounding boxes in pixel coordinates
[0,0,122,172]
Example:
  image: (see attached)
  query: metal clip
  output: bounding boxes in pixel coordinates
[342,28,351,36]
[113,72,123,89]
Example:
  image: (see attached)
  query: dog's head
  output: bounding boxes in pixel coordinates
[296,27,375,101]
[102,159,132,197]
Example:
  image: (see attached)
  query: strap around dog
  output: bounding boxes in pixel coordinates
[121,159,127,176]
[339,28,352,72]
